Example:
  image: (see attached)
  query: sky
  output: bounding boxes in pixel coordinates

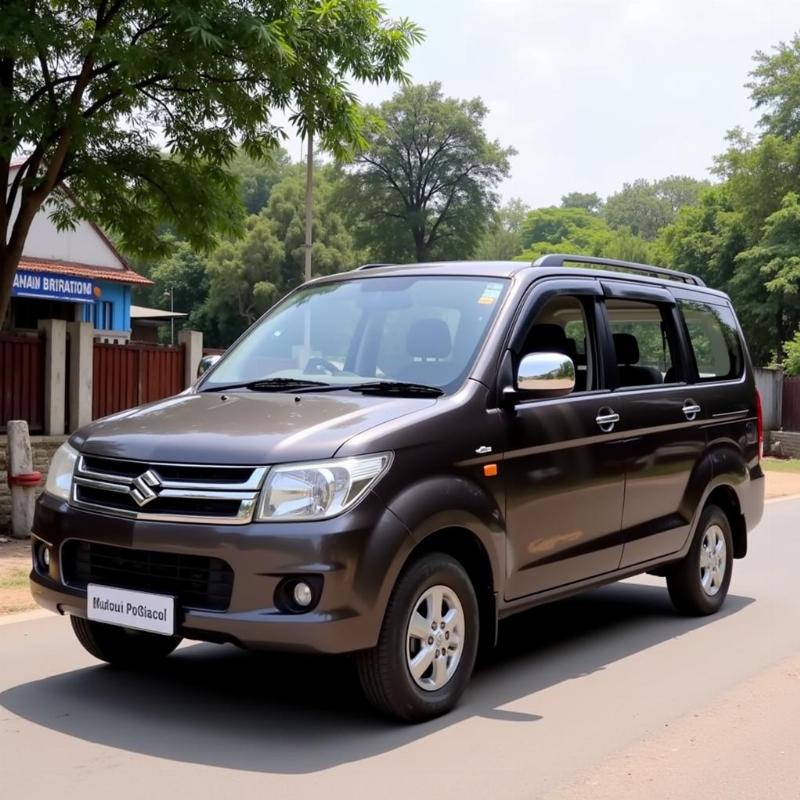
[283,0,800,208]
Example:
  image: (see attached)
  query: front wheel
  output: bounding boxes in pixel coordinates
[357,553,479,722]
[71,616,182,666]
[666,504,733,616]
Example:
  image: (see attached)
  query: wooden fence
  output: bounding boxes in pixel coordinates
[783,376,800,432]
[93,341,184,419]
[0,331,45,432]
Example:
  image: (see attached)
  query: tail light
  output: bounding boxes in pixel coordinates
[755,389,764,461]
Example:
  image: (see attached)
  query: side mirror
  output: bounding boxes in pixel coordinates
[515,352,575,398]
[197,354,221,379]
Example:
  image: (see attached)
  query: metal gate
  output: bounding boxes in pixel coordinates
[93,342,184,419]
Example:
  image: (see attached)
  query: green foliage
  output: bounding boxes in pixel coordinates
[184,164,361,346]
[783,328,800,375]
[228,149,292,215]
[747,33,800,139]
[474,198,529,260]
[516,206,652,264]
[0,0,423,322]
[712,130,800,237]
[561,192,603,214]
[341,83,514,262]
[661,113,800,364]
[519,207,604,250]
[734,192,800,359]
[134,238,210,315]
[603,176,709,240]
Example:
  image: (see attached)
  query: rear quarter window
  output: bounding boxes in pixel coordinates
[679,300,744,382]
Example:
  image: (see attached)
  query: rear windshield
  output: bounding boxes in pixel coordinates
[204,275,509,393]
[679,300,744,382]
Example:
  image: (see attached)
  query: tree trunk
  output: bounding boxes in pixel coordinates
[413,228,427,262]
[776,306,785,362]
[304,130,314,283]
[0,248,22,330]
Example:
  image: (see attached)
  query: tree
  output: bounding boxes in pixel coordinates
[747,33,800,140]
[194,164,360,346]
[561,192,602,214]
[474,198,529,260]
[519,207,605,251]
[713,129,800,238]
[783,327,800,376]
[0,1,422,325]
[735,192,800,360]
[342,83,514,262]
[603,176,709,240]
[515,205,652,264]
[228,148,292,215]
[134,237,211,319]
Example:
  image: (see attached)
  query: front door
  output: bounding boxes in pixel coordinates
[502,283,626,600]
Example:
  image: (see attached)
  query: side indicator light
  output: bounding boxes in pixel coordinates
[483,463,498,477]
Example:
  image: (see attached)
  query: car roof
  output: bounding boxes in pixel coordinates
[313,260,731,302]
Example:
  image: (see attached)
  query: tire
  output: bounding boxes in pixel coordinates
[356,553,479,723]
[71,616,182,666]
[666,504,733,616]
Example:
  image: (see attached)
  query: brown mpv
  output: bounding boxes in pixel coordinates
[32,254,765,721]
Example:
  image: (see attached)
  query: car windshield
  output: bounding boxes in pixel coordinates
[202,275,509,394]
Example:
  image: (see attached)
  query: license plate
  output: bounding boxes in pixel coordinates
[87,584,175,636]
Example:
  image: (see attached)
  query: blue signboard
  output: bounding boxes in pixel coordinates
[12,269,95,303]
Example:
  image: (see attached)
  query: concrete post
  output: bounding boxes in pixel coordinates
[37,319,67,435]
[67,321,93,431]
[178,329,203,388]
[7,420,35,539]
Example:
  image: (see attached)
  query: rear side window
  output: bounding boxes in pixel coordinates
[679,300,743,382]
[605,299,681,388]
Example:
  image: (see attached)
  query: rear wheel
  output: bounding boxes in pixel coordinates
[71,616,182,666]
[357,553,479,722]
[666,504,733,616]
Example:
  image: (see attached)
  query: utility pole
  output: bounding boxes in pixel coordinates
[304,129,314,282]
[163,287,175,346]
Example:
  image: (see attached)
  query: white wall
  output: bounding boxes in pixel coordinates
[755,367,783,430]
[7,166,125,270]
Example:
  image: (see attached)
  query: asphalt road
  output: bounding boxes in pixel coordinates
[1,497,798,799]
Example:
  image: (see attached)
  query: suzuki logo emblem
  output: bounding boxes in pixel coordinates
[130,470,161,507]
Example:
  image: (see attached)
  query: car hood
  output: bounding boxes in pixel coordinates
[71,391,437,465]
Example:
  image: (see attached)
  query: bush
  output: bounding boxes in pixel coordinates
[784,328,800,376]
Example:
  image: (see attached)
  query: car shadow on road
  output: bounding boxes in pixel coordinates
[0,581,754,773]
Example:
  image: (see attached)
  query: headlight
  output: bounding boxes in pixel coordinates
[256,453,392,521]
[44,442,79,501]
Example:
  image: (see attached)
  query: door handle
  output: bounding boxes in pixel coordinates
[595,408,620,432]
[682,401,701,421]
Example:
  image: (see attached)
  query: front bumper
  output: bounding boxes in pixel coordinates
[31,492,413,654]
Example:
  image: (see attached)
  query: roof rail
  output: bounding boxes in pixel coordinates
[356,262,396,271]
[533,253,705,287]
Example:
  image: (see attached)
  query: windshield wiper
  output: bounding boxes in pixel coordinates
[201,377,332,393]
[347,381,444,397]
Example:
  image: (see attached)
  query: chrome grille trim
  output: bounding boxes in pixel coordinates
[71,455,268,525]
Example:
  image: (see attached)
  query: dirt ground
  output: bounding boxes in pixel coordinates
[553,652,800,800]
[0,538,35,614]
[1,471,799,617]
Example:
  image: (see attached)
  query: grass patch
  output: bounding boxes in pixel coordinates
[762,457,800,474]
[0,566,30,590]
[0,565,36,614]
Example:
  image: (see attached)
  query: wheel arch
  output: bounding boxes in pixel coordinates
[704,484,747,559]
[405,525,499,651]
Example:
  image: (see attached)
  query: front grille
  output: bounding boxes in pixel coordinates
[71,455,267,524]
[62,540,234,611]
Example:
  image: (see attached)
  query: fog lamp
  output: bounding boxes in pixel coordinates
[293,581,313,608]
[42,546,51,568]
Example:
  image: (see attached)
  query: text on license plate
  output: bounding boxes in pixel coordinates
[87,584,175,636]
